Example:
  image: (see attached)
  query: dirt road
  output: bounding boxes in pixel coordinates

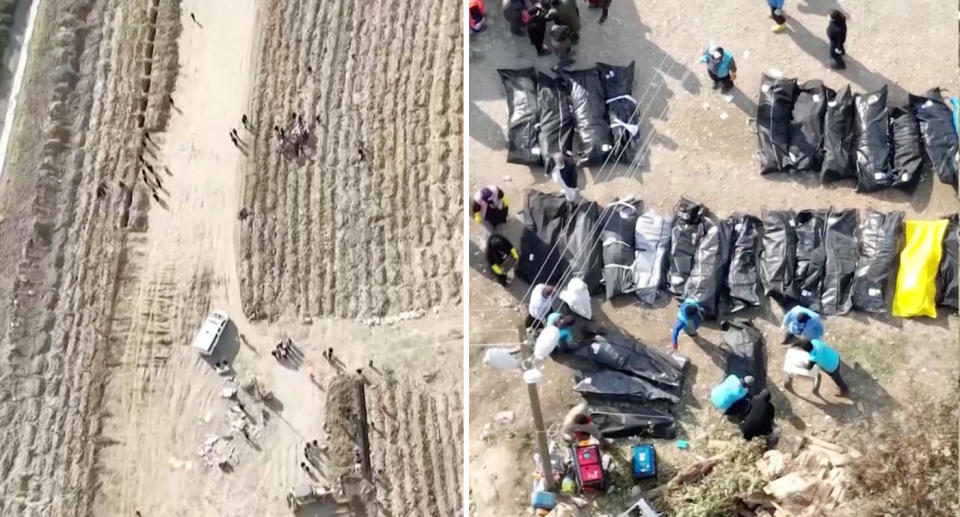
[468,1,958,515]
[0,0,463,515]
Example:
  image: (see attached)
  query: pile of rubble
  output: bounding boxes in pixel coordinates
[738,435,860,517]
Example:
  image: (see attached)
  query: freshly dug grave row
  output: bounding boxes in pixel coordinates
[238,0,462,321]
[0,0,179,515]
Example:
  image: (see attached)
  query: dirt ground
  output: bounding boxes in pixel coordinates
[468,1,958,515]
[0,0,462,516]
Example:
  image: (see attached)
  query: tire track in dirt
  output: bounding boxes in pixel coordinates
[238,0,461,321]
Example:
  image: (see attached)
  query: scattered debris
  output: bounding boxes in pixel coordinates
[495,411,515,424]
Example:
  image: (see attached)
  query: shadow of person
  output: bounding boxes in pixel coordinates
[784,18,909,104]
[470,101,508,151]
[794,0,843,16]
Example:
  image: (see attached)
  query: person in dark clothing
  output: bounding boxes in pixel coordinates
[471,185,509,232]
[524,3,550,55]
[469,0,486,33]
[826,10,847,69]
[739,389,775,441]
[545,0,580,45]
[587,0,612,24]
[502,0,525,35]
[485,234,518,286]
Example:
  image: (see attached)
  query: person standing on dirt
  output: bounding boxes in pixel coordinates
[526,284,556,330]
[548,24,575,71]
[586,0,612,24]
[524,3,550,56]
[550,152,578,200]
[503,0,526,35]
[780,305,824,344]
[671,298,702,352]
[700,46,738,93]
[545,0,580,45]
[485,233,519,286]
[767,0,787,33]
[826,10,847,69]
[471,185,509,233]
[739,389,776,441]
[796,339,850,397]
[469,0,486,33]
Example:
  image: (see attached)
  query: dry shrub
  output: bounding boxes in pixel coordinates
[847,395,958,517]
[663,438,767,517]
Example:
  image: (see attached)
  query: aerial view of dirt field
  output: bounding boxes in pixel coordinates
[0,0,462,516]
[468,1,957,516]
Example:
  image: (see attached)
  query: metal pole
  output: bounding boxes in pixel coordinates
[526,380,555,491]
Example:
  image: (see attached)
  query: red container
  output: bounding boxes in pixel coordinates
[576,445,600,466]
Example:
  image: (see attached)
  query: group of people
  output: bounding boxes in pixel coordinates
[274,112,312,157]
[702,5,848,93]
[471,0,613,69]
[271,337,296,361]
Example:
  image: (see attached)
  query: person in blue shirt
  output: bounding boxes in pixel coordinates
[546,312,575,353]
[671,299,702,352]
[780,305,824,344]
[797,339,849,397]
[767,0,787,33]
[700,46,737,93]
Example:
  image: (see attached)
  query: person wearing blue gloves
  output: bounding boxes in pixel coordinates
[796,339,850,397]
[780,305,824,344]
[671,299,702,352]
[767,0,787,33]
[700,46,738,93]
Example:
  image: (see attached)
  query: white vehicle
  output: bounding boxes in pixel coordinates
[192,310,229,356]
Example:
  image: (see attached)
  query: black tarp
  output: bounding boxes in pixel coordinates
[722,321,767,419]
[794,210,828,312]
[601,199,641,299]
[889,106,923,191]
[517,191,604,293]
[854,86,893,192]
[569,333,685,390]
[634,211,672,304]
[910,88,959,191]
[851,210,904,313]
[937,214,959,310]
[723,321,767,393]
[821,85,856,183]
[667,198,705,297]
[758,73,798,174]
[821,209,859,315]
[727,214,762,313]
[760,210,798,303]
[562,68,613,166]
[537,72,575,172]
[789,80,831,172]
[574,369,681,405]
[683,215,733,319]
[588,403,677,439]
[597,61,642,165]
[498,68,541,165]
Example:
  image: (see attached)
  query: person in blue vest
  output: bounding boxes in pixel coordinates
[546,312,575,353]
[700,46,738,93]
[710,374,754,414]
[671,299,702,352]
[780,305,824,344]
[767,0,787,33]
[796,339,850,397]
